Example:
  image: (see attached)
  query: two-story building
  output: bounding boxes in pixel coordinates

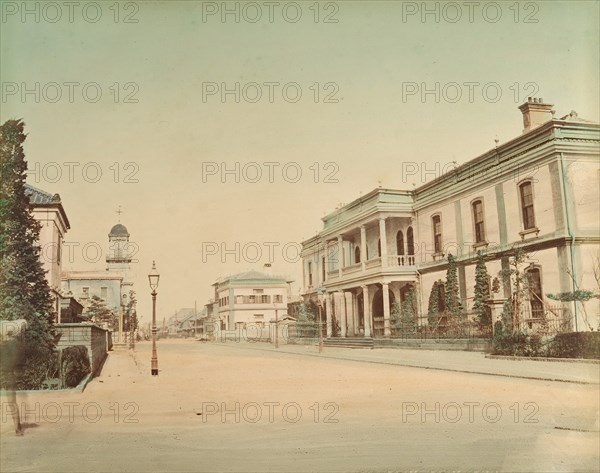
[301,98,600,339]
[213,270,293,331]
[25,184,71,318]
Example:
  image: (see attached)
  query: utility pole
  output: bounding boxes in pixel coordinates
[194,300,198,338]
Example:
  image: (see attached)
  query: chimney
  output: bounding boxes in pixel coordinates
[518,97,554,134]
[263,263,273,277]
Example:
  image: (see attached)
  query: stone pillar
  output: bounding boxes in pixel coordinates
[360,225,367,270]
[383,283,391,337]
[337,235,343,278]
[344,292,353,337]
[333,292,346,338]
[362,285,371,338]
[352,292,359,335]
[325,294,332,338]
[379,218,388,267]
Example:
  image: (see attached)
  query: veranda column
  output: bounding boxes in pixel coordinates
[383,282,391,337]
[337,235,343,278]
[344,292,353,336]
[379,217,388,268]
[362,285,371,338]
[352,292,359,335]
[360,225,367,271]
[325,294,332,338]
[336,292,347,338]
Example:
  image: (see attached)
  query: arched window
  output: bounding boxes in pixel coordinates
[407,226,414,255]
[519,181,536,230]
[472,199,486,243]
[526,266,543,318]
[396,231,405,255]
[354,245,361,264]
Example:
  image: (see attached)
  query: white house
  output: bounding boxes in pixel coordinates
[213,270,293,331]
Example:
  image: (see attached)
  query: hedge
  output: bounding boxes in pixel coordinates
[547,332,600,359]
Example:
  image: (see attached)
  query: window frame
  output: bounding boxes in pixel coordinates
[471,198,487,245]
[518,180,537,232]
[431,214,443,256]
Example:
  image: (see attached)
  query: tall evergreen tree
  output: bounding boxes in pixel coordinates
[473,251,491,328]
[0,119,56,345]
[444,253,463,318]
[427,280,445,326]
[399,288,418,333]
[1,119,57,388]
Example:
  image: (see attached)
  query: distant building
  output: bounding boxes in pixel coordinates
[62,222,135,323]
[213,270,293,331]
[301,99,600,338]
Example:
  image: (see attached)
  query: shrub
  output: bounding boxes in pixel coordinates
[5,339,60,390]
[61,346,91,388]
[548,332,600,359]
[492,331,544,357]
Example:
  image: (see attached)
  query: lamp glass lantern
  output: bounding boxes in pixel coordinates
[148,261,160,291]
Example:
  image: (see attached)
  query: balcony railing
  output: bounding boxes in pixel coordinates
[341,262,362,276]
[388,255,415,267]
[365,257,381,269]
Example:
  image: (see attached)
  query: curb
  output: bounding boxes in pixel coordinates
[485,354,600,364]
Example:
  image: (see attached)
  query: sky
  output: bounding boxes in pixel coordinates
[1,0,599,324]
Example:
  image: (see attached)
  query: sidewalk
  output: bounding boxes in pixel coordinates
[216,341,600,384]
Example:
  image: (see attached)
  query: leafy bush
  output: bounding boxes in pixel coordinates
[548,332,600,359]
[2,339,60,390]
[492,330,544,357]
[61,346,91,388]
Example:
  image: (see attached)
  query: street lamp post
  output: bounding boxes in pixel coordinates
[273,302,279,349]
[316,287,326,353]
[148,261,160,376]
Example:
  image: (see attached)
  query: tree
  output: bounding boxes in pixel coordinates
[295,301,317,323]
[498,247,530,333]
[473,251,491,329]
[124,290,138,332]
[399,288,418,333]
[444,254,463,318]
[427,280,445,327]
[391,301,401,328]
[86,296,116,329]
[0,119,58,388]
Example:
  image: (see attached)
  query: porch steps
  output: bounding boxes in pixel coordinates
[323,338,374,349]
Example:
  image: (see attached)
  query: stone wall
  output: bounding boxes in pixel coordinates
[55,323,111,376]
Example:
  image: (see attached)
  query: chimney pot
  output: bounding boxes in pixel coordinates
[518,98,554,134]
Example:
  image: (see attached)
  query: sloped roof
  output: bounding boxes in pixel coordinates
[25,183,70,229]
[25,183,61,204]
[214,270,293,286]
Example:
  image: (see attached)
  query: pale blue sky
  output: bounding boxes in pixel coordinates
[2,1,598,323]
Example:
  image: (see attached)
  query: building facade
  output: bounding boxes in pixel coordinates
[300,99,600,338]
[25,184,71,317]
[62,223,135,321]
[213,270,293,331]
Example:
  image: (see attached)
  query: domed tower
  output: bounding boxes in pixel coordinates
[107,223,132,272]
